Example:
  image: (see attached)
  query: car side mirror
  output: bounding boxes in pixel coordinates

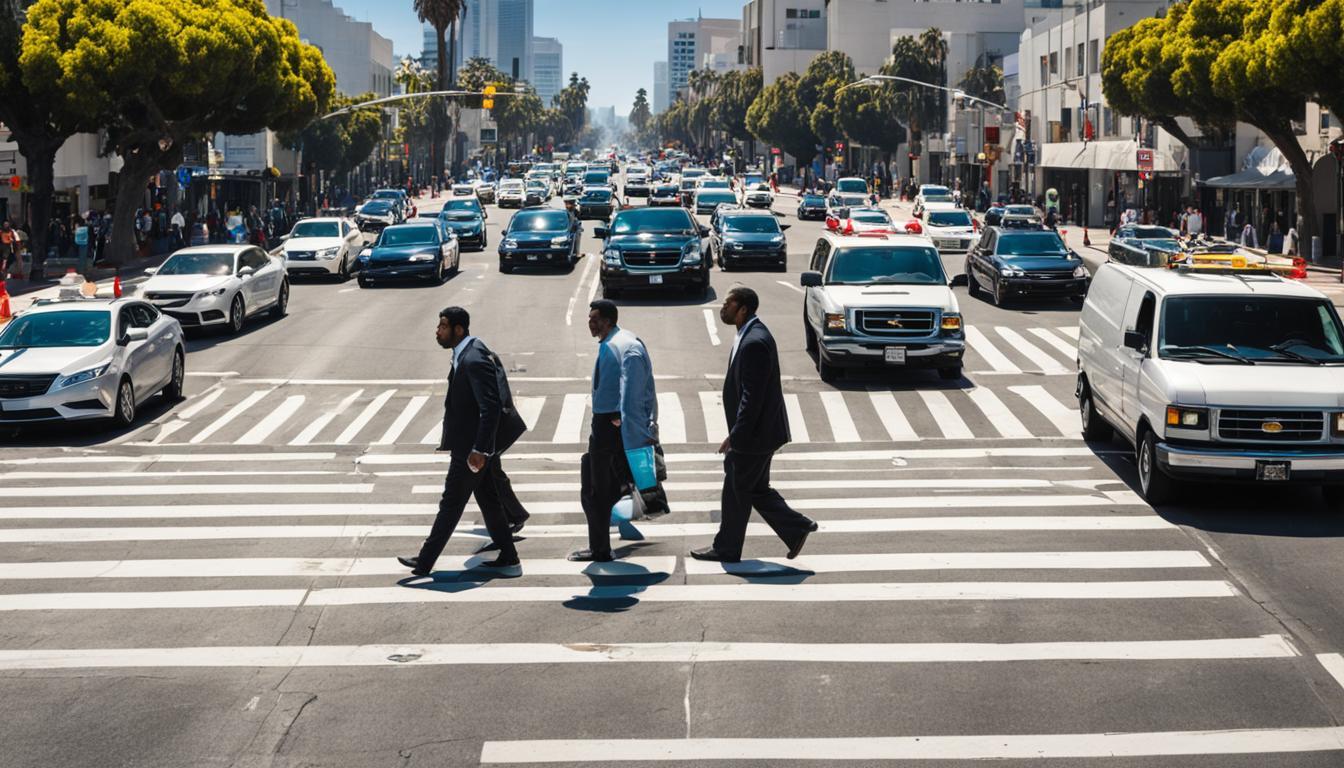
[779,223,791,231]
[280,233,291,242]
[594,226,609,239]
[238,266,255,277]
[801,271,823,288]
[121,328,149,345]
[949,274,969,287]
[144,267,158,276]
[1123,330,1147,353]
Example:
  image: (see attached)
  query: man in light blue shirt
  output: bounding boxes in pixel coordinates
[569,300,665,562]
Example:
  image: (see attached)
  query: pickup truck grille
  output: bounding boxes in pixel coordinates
[856,309,937,337]
[1217,409,1324,442]
[0,374,58,399]
[623,250,682,268]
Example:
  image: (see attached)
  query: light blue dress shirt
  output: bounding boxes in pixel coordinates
[591,326,658,447]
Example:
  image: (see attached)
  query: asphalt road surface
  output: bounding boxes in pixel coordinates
[3,187,1344,767]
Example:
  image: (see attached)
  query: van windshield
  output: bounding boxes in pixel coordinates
[1160,296,1344,364]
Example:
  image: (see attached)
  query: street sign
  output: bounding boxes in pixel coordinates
[984,126,1000,144]
[176,167,191,187]
[1137,148,1154,171]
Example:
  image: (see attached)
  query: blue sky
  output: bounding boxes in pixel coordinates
[336,0,744,113]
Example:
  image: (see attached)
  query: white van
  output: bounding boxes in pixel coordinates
[1076,262,1344,505]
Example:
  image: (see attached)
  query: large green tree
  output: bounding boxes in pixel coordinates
[958,55,1005,108]
[837,75,908,162]
[656,98,694,147]
[797,51,856,154]
[413,0,464,176]
[746,71,818,176]
[21,0,335,265]
[491,82,541,160]
[553,73,590,135]
[1100,13,1208,149]
[883,31,949,155]
[711,67,763,147]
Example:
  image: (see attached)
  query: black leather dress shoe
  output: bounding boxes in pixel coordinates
[688,546,740,563]
[397,556,430,576]
[786,521,819,560]
[477,556,522,577]
[567,549,614,563]
[509,520,526,534]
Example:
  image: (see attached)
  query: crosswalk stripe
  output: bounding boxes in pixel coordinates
[0,636,1296,670]
[552,393,587,443]
[1059,325,1080,340]
[819,391,859,442]
[479,727,1344,762]
[964,326,1021,374]
[291,389,364,446]
[176,387,225,419]
[867,390,918,441]
[414,478,1105,494]
[359,447,1099,466]
[682,551,1210,575]
[783,393,810,442]
[147,419,190,445]
[1028,327,1078,360]
[0,590,308,611]
[235,395,305,445]
[964,387,1032,439]
[0,556,678,580]
[516,396,545,432]
[0,515,1172,542]
[700,392,726,443]
[995,327,1069,374]
[656,392,686,444]
[1010,385,1078,436]
[917,391,973,439]
[189,389,272,444]
[0,484,373,499]
[334,389,396,445]
[375,395,428,445]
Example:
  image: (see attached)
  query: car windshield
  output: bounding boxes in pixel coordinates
[722,216,780,234]
[1128,226,1177,239]
[583,173,609,184]
[852,211,892,225]
[836,179,867,193]
[802,195,825,205]
[442,200,481,214]
[0,310,111,349]
[378,226,438,246]
[512,210,571,231]
[700,180,729,189]
[1141,239,1182,252]
[500,182,523,191]
[839,195,867,206]
[997,232,1069,256]
[1006,205,1037,216]
[372,191,401,201]
[928,211,973,227]
[361,201,392,213]
[526,181,546,190]
[611,208,695,235]
[682,169,706,178]
[922,186,950,196]
[1160,296,1344,363]
[289,221,340,238]
[582,189,612,201]
[699,192,737,205]
[159,252,234,275]
[829,246,945,285]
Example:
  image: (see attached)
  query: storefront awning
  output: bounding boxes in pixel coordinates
[1039,140,1178,172]
[1199,146,1297,190]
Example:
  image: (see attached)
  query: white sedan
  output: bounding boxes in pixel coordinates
[921,203,979,253]
[142,245,288,334]
[744,182,774,208]
[281,217,363,280]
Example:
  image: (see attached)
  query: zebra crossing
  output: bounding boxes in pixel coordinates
[3,444,1344,763]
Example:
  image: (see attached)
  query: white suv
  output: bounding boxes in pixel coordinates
[1076,262,1344,506]
[801,230,967,382]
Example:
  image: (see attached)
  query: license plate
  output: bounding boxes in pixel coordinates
[936,239,955,248]
[884,347,907,364]
[527,254,538,261]
[1256,460,1290,481]
[649,274,664,285]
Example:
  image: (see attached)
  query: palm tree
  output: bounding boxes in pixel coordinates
[413,0,465,177]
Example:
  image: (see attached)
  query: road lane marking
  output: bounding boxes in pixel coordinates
[375,395,428,445]
[0,635,1294,670]
[1028,326,1078,360]
[177,387,226,419]
[682,550,1211,575]
[334,389,397,444]
[995,327,1069,374]
[189,389,273,444]
[291,389,364,446]
[964,325,1021,374]
[0,484,373,499]
[0,556,677,580]
[917,391,973,439]
[516,396,545,432]
[703,308,722,346]
[657,392,686,444]
[235,395,305,445]
[565,250,599,326]
[357,446,1103,465]
[867,390,918,441]
[819,391,859,442]
[1058,325,1080,339]
[552,393,588,443]
[783,394,809,442]
[0,590,308,611]
[700,392,726,443]
[964,387,1032,439]
[404,478,1110,494]
[1010,384,1078,436]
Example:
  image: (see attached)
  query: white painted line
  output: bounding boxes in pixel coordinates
[0,635,1295,670]
[334,389,397,445]
[783,393,810,443]
[375,395,428,445]
[409,478,1106,494]
[0,590,308,611]
[0,452,338,465]
[995,327,1069,374]
[552,393,587,444]
[964,325,1021,374]
[964,387,1032,439]
[0,556,677,580]
[1028,326,1078,360]
[189,389,272,444]
[235,395,305,445]
[700,391,726,443]
[176,387,225,420]
[566,251,599,326]
[516,396,545,432]
[657,392,686,444]
[290,389,364,446]
[703,308,722,346]
[360,445,1103,466]
[1317,653,1344,694]
[0,515,1173,543]
[1010,384,1078,437]
[0,483,373,499]
[0,470,338,481]
[682,550,1210,575]
[480,727,1344,762]
[1058,325,1080,340]
[147,419,191,446]
[775,280,804,294]
[305,580,1238,607]
[917,391,973,439]
[819,391,860,442]
[867,390,918,441]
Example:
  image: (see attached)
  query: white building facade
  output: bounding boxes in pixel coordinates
[740,0,827,85]
[666,17,741,107]
[532,37,563,107]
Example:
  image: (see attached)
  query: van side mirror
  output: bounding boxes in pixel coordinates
[801,271,823,288]
[1123,330,1147,352]
[949,274,969,288]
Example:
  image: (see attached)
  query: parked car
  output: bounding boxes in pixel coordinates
[693,189,739,217]
[710,209,789,271]
[497,180,526,208]
[595,206,710,298]
[143,245,288,334]
[357,221,460,286]
[649,181,681,207]
[498,207,582,273]
[281,217,363,280]
[743,182,774,209]
[964,227,1090,306]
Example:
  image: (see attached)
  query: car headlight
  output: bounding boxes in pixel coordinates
[603,248,622,266]
[1165,405,1208,430]
[1072,264,1089,278]
[503,238,519,249]
[728,241,743,250]
[408,252,436,262]
[318,247,339,260]
[824,312,847,333]
[683,247,702,265]
[940,313,962,333]
[551,236,571,247]
[196,287,228,299]
[771,235,785,244]
[58,361,112,389]
[1000,266,1024,277]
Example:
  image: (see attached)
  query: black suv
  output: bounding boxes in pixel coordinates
[964,228,1090,306]
[595,207,710,298]
[709,209,790,271]
[498,208,582,273]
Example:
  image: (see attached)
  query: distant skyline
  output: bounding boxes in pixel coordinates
[332,0,744,113]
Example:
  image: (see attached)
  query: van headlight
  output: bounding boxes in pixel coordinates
[1333,412,1344,436]
[58,361,112,388]
[1165,405,1208,430]
[408,252,436,262]
[824,312,847,333]
[940,313,962,333]
[551,235,571,247]
[503,238,519,249]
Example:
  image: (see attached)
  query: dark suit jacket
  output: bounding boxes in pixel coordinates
[439,338,527,456]
[722,318,790,454]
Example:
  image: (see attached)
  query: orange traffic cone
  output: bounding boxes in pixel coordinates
[1083,228,1092,247]
[0,280,11,323]
[112,274,122,298]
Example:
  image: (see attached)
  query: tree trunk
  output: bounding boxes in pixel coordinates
[107,147,176,267]
[1156,117,1196,153]
[1261,122,1318,251]
[14,136,60,280]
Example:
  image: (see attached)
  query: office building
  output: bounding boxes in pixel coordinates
[653,61,669,114]
[265,0,394,97]
[532,37,563,107]
[740,0,827,84]
[666,16,740,106]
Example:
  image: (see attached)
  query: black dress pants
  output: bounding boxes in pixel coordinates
[579,413,629,557]
[417,453,518,569]
[494,465,530,527]
[713,449,814,560]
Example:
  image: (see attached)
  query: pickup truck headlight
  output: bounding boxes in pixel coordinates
[551,236,571,247]
[603,248,622,266]
[824,312,847,332]
[58,361,112,389]
[503,238,519,249]
[1165,405,1208,430]
[1072,264,1089,278]
[940,313,962,332]
[1333,412,1344,436]
[682,243,702,265]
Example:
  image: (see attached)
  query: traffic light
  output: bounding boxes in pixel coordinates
[482,84,496,110]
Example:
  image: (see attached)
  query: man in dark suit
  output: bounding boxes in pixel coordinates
[690,286,817,564]
[398,307,527,577]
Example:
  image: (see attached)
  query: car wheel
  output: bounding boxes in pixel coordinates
[937,366,962,381]
[112,376,136,428]
[816,349,840,383]
[602,281,620,300]
[162,349,186,401]
[499,262,513,274]
[432,260,446,283]
[228,294,246,334]
[966,265,981,297]
[804,321,818,355]
[358,277,370,288]
[270,280,288,318]
[337,254,350,281]
[1080,386,1113,442]
[1137,428,1174,505]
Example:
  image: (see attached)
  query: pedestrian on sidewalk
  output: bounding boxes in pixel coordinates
[170,209,186,250]
[0,221,16,278]
[570,300,668,564]
[1266,221,1284,254]
[73,216,89,273]
[690,287,817,564]
[1225,204,1239,240]
[398,307,527,578]
[1240,220,1259,249]
[1187,206,1204,237]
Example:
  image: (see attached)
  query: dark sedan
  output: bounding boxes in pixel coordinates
[577,187,620,220]
[354,200,398,232]
[710,210,790,271]
[357,222,460,286]
[649,182,680,206]
[498,208,582,273]
[693,189,739,217]
[796,194,827,220]
[437,198,488,250]
[964,228,1090,306]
